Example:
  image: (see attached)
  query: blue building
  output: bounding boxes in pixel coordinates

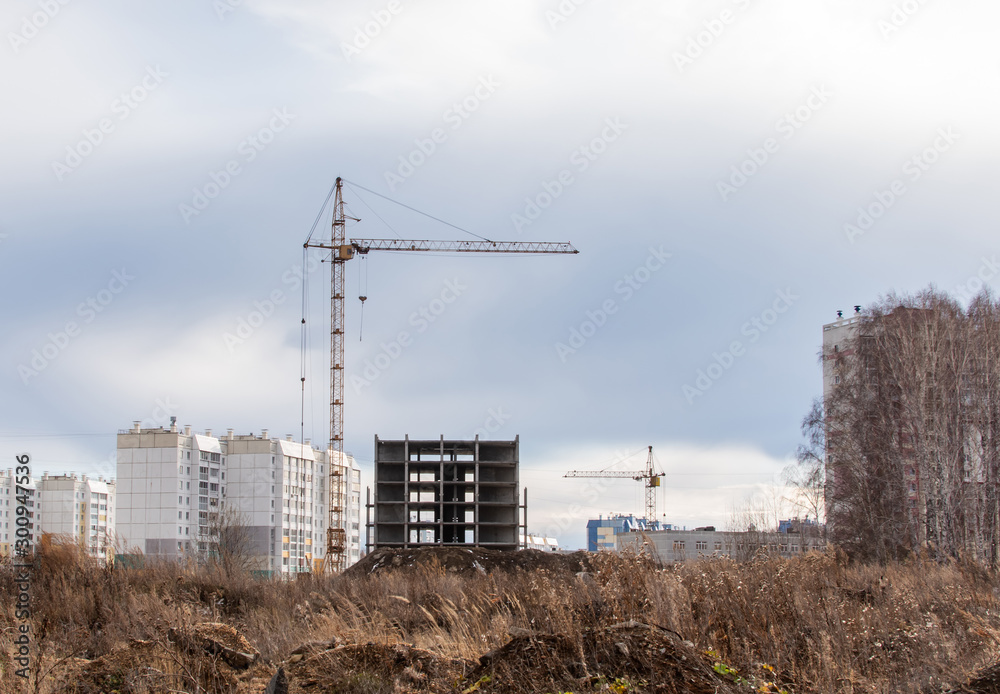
[586,514,671,551]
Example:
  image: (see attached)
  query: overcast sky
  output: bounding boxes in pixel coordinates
[2,0,998,550]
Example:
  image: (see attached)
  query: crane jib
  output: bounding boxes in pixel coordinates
[348,239,578,254]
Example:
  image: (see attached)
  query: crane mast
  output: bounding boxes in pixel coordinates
[305,177,578,572]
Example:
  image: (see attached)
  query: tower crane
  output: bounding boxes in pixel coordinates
[305,177,578,572]
[564,446,664,522]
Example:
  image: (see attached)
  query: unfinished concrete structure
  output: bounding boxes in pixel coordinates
[371,436,520,551]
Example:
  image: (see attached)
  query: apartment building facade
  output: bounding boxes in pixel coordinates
[822,312,922,534]
[0,470,36,558]
[116,423,361,575]
[36,473,115,562]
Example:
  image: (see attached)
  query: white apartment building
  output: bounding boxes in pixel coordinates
[35,474,115,563]
[117,422,362,575]
[0,470,36,558]
[344,455,362,566]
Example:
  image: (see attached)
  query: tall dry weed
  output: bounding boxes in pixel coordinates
[3,544,1000,693]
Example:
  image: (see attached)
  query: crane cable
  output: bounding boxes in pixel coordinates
[342,178,493,243]
[304,180,338,247]
[358,256,368,341]
[300,245,309,446]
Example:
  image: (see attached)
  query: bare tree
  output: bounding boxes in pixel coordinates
[821,287,1000,564]
[726,488,789,560]
[206,504,258,577]
[785,397,826,525]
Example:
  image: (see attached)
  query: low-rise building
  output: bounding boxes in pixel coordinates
[615,525,826,562]
[586,514,670,551]
[521,533,560,551]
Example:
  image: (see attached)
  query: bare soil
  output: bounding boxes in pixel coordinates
[344,546,594,578]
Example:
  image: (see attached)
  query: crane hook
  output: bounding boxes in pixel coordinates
[358,295,367,341]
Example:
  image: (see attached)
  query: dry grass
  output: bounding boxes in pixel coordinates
[2,544,1000,693]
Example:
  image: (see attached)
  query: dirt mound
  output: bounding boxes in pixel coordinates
[946,663,1000,693]
[169,621,260,669]
[345,546,593,578]
[287,642,470,693]
[52,636,274,693]
[462,622,760,694]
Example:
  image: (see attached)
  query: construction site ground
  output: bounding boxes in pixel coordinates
[11,545,1000,694]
